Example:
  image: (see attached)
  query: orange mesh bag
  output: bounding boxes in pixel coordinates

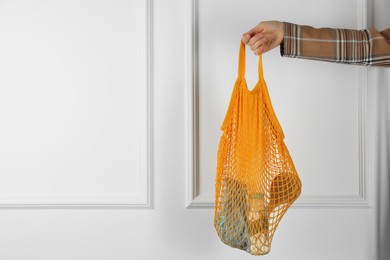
[214,42,302,255]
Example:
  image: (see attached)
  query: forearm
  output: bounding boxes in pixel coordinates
[281,22,390,67]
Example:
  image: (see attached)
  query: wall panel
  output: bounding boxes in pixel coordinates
[0,0,152,208]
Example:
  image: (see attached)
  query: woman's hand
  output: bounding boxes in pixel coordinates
[241,21,285,55]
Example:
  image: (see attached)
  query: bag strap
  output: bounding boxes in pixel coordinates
[238,41,285,139]
[238,41,246,78]
[238,41,264,80]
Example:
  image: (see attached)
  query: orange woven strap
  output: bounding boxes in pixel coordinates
[238,41,264,80]
[238,41,284,139]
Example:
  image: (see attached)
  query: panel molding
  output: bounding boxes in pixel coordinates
[185,0,373,208]
[0,0,153,209]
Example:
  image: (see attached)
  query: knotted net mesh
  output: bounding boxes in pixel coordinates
[214,42,302,255]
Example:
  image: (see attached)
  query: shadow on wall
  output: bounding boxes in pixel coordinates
[377,68,390,260]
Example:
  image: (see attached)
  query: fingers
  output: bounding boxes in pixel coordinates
[247,33,264,48]
[243,32,266,55]
[242,23,268,55]
[242,21,284,55]
[241,34,251,44]
[255,45,267,55]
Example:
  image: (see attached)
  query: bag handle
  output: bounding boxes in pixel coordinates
[238,40,285,139]
[238,41,264,80]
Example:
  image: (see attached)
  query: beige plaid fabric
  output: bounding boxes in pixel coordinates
[282,22,390,67]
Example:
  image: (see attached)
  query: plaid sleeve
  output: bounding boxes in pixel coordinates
[281,22,390,67]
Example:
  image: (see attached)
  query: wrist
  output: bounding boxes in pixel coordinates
[278,21,285,45]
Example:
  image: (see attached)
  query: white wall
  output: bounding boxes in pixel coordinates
[0,0,387,259]
[376,66,390,260]
[0,0,150,207]
[373,1,390,260]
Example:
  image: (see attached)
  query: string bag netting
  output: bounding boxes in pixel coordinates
[214,42,302,255]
